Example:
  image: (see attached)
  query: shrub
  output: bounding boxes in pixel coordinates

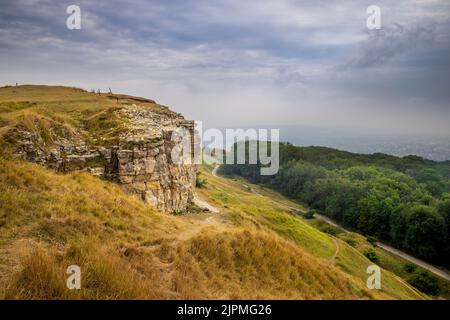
[363,248,379,264]
[303,210,315,219]
[196,172,207,188]
[407,270,440,296]
[344,238,357,247]
[404,263,417,273]
[320,225,338,236]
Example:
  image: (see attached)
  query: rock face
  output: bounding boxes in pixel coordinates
[8,103,197,213]
[110,104,197,212]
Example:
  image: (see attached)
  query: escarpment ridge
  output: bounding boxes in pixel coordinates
[0,85,197,212]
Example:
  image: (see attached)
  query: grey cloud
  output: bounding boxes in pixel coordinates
[0,0,449,137]
[346,23,438,68]
[331,21,450,105]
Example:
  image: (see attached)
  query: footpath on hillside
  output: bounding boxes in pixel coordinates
[211,164,450,282]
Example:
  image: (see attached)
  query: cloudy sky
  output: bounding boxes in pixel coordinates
[1,0,450,137]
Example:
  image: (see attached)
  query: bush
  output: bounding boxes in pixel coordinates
[196,172,207,188]
[363,248,379,264]
[344,238,357,247]
[303,210,315,219]
[407,270,440,296]
[366,236,378,246]
[404,263,417,273]
[320,225,338,236]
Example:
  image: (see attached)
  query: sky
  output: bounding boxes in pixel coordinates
[1,0,450,138]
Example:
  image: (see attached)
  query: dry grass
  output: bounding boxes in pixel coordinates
[196,164,427,300]
[0,85,429,300]
[0,157,384,300]
[4,240,167,299]
[0,156,181,299]
[174,229,374,299]
[0,85,167,149]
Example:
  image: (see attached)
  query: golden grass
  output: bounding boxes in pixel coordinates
[0,157,400,300]
[4,240,168,299]
[0,85,429,300]
[175,229,374,299]
[0,85,164,149]
[196,165,427,300]
[0,156,181,299]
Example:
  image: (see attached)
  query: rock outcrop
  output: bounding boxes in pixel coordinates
[7,102,197,213]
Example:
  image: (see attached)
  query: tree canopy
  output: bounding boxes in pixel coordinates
[220,142,450,266]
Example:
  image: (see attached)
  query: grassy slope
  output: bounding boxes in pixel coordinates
[0,85,166,149]
[0,157,396,300]
[237,170,450,299]
[0,85,425,299]
[197,165,426,300]
[333,228,450,299]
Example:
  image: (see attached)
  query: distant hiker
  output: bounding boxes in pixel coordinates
[15,83,18,86]
[97,89,101,95]
[109,87,112,94]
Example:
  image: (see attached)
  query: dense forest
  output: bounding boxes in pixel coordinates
[219,142,450,267]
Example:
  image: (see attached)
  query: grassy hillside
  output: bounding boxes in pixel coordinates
[220,142,450,268]
[0,85,171,150]
[0,156,419,299]
[329,227,450,299]
[0,85,427,299]
[196,165,426,299]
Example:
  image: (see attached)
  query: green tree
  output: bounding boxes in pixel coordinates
[404,205,446,262]
[363,248,379,264]
[407,270,440,296]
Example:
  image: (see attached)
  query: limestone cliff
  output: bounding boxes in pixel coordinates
[0,86,197,213]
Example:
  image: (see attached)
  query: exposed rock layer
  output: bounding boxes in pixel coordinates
[8,103,197,213]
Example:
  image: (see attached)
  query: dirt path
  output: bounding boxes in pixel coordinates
[315,213,348,231]
[212,164,219,177]
[193,195,220,213]
[213,167,340,263]
[330,238,340,263]
[312,213,450,281]
[313,213,450,281]
[174,213,221,243]
[260,194,450,281]
[376,242,450,281]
